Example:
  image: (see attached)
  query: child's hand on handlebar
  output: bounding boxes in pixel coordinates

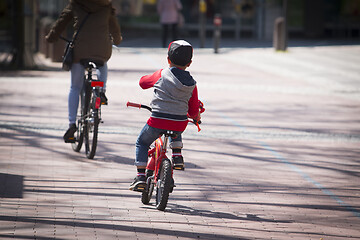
[199,100,205,113]
[193,112,201,123]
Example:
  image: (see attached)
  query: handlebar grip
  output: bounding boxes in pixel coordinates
[127,101,142,109]
[126,101,152,112]
[189,120,201,132]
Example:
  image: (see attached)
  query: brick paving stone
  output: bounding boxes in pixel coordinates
[1,41,360,239]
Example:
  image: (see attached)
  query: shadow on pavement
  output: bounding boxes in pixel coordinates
[0,215,251,240]
[0,173,24,198]
[166,203,292,223]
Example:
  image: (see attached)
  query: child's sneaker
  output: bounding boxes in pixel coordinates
[129,175,146,192]
[63,124,77,143]
[172,155,184,170]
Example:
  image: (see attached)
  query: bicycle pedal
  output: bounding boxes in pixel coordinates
[130,182,146,192]
[134,186,145,192]
[137,187,145,191]
[64,137,76,143]
[173,166,184,171]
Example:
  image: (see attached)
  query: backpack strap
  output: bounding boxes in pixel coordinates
[72,12,90,43]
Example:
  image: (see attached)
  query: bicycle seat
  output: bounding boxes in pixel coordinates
[164,131,178,138]
[80,59,104,68]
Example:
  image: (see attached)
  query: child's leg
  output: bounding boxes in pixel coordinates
[130,124,163,191]
[135,124,162,167]
[170,133,184,170]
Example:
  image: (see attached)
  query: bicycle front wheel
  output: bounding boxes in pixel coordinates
[71,119,84,152]
[84,108,99,159]
[155,158,172,211]
[72,86,86,152]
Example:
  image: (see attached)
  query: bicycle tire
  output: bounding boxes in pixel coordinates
[141,176,154,204]
[72,88,86,152]
[155,158,172,211]
[84,108,99,159]
[71,119,84,152]
[81,81,99,159]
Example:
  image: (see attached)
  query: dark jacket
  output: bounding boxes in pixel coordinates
[46,0,122,63]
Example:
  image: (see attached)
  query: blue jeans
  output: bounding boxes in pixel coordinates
[135,124,183,167]
[68,62,108,125]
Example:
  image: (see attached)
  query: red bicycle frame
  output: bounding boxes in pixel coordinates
[126,101,201,180]
[127,101,203,210]
[147,136,170,183]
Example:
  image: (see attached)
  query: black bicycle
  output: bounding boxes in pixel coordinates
[71,59,104,159]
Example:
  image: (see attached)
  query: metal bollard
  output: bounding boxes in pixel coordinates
[213,14,222,54]
[199,0,207,48]
[273,17,286,51]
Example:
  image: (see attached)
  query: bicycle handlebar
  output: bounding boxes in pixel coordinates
[127,101,152,112]
[126,101,202,132]
[189,119,202,132]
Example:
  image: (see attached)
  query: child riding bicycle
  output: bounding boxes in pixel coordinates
[130,40,202,192]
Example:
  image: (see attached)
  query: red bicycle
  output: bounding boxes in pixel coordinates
[127,101,202,211]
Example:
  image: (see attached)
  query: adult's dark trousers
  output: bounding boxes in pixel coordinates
[162,23,178,48]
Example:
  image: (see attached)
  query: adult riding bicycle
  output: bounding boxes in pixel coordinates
[127,101,202,211]
[71,59,106,159]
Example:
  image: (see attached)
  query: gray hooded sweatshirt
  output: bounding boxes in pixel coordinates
[150,67,196,121]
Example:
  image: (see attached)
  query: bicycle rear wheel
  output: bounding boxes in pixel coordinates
[155,158,172,211]
[84,108,99,159]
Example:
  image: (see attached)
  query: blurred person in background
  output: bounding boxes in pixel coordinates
[157,0,182,48]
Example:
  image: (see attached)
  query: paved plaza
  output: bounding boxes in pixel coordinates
[0,39,360,239]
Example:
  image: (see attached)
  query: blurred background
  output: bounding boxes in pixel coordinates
[0,0,359,70]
